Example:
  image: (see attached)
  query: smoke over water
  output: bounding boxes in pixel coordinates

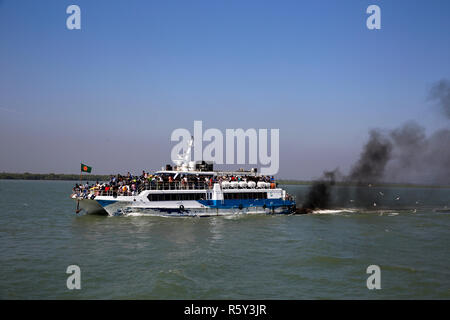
[299,79,450,212]
[348,130,392,183]
[384,122,450,185]
[300,169,338,212]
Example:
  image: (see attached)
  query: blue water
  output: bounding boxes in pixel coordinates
[0,180,449,299]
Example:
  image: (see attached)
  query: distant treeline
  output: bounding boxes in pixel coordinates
[0,172,110,181]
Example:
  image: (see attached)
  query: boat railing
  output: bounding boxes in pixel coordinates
[138,181,211,192]
[73,182,212,197]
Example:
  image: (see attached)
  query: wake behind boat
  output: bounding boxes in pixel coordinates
[71,140,295,217]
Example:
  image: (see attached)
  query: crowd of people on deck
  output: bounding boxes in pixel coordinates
[72,171,277,198]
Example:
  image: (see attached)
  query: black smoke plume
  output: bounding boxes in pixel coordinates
[384,79,450,184]
[297,79,450,212]
[298,169,339,213]
[384,122,450,185]
[348,130,393,183]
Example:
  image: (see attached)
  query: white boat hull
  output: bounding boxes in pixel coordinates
[72,198,108,215]
[94,197,294,217]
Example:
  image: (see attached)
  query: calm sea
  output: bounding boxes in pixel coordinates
[0,180,448,299]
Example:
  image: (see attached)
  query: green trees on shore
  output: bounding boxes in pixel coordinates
[0,172,110,181]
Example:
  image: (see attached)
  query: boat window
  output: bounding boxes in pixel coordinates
[223,192,268,200]
[147,193,206,201]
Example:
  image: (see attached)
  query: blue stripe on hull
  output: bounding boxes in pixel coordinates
[198,199,294,209]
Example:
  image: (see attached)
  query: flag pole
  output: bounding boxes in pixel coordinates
[76,162,82,214]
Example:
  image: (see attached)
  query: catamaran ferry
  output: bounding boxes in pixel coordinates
[71,141,295,217]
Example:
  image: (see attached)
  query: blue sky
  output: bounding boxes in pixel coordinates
[1,0,449,179]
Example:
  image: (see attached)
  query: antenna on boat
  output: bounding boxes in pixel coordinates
[174,136,194,168]
[183,136,194,163]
